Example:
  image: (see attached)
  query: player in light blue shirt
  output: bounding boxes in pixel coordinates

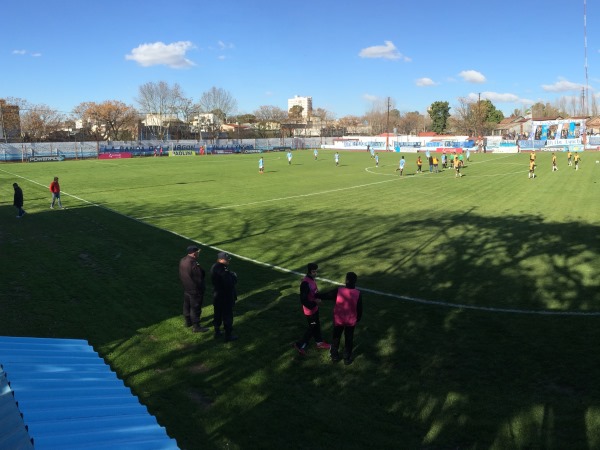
[397,156,406,176]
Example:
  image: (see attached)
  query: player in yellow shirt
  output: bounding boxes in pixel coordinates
[454,153,462,177]
[552,153,558,171]
[530,151,536,164]
[574,152,581,171]
[529,158,536,179]
[567,151,572,166]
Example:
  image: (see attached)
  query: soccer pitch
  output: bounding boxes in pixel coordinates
[2,149,600,449]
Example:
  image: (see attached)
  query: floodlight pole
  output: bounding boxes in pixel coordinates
[386,97,390,151]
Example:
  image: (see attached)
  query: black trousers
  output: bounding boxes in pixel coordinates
[296,311,323,348]
[213,298,234,334]
[183,292,203,324]
[331,325,355,358]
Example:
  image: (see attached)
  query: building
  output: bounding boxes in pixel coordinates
[0,99,22,141]
[287,95,312,118]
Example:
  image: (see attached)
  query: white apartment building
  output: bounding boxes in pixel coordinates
[287,95,312,118]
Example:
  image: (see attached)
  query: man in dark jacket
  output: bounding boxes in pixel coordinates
[293,263,330,356]
[179,245,208,333]
[13,183,25,218]
[211,252,238,341]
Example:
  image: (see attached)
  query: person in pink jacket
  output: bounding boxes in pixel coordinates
[319,272,363,365]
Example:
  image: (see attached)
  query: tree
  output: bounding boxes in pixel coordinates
[73,100,138,141]
[428,101,450,134]
[20,104,63,142]
[253,105,286,138]
[398,111,426,135]
[288,105,303,121]
[136,81,184,140]
[338,115,362,135]
[449,98,504,136]
[312,107,336,137]
[530,102,563,119]
[254,105,287,123]
[364,98,394,135]
[198,87,237,121]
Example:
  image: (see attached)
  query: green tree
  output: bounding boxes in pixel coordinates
[428,101,450,134]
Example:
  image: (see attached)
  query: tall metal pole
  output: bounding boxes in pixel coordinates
[584,0,589,116]
[385,97,390,151]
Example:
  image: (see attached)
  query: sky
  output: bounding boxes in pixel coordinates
[2,0,598,119]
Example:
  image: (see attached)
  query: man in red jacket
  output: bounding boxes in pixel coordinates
[319,272,363,365]
[49,176,64,209]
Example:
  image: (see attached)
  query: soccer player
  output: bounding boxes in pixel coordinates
[574,152,581,170]
[314,149,318,160]
[416,155,422,173]
[287,151,292,165]
[375,153,379,167]
[567,151,572,166]
[454,153,462,177]
[335,152,340,166]
[552,153,558,171]
[397,156,405,175]
[258,157,264,174]
[528,158,536,179]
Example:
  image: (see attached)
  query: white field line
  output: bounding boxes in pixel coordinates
[3,162,598,317]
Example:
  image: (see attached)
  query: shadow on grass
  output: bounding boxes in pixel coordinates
[2,202,600,449]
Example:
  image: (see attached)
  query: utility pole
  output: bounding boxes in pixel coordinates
[386,97,391,151]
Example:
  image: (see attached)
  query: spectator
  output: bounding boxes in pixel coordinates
[318,272,363,365]
[211,252,239,341]
[179,245,209,333]
[293,263,331,355]
[49,177,64,209]
[13,183,25,218]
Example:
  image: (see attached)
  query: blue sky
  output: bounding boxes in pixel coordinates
[2,0,598,118]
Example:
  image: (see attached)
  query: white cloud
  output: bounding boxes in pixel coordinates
[459,70,486,83]
[359,41,409,61]
[217,40,234,50]
[12,49,41,57]
[464,91,534,106]
[363,94,379,102]
[217,55,226,60]
[416,77,436,87]
[125,41,196,68]
[541,78,582,92]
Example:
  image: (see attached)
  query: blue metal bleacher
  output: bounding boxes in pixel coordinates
[0,336,179,450]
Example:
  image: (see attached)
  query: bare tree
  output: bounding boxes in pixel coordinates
[136,81,184,140]
[338,115,362,135]
[253,105,286,138]
[254,105,287,123]
[364,97,394,135]
[198,86,237,120]
[398,111,426,135]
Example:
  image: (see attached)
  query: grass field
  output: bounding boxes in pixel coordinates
[1,149,600,449]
